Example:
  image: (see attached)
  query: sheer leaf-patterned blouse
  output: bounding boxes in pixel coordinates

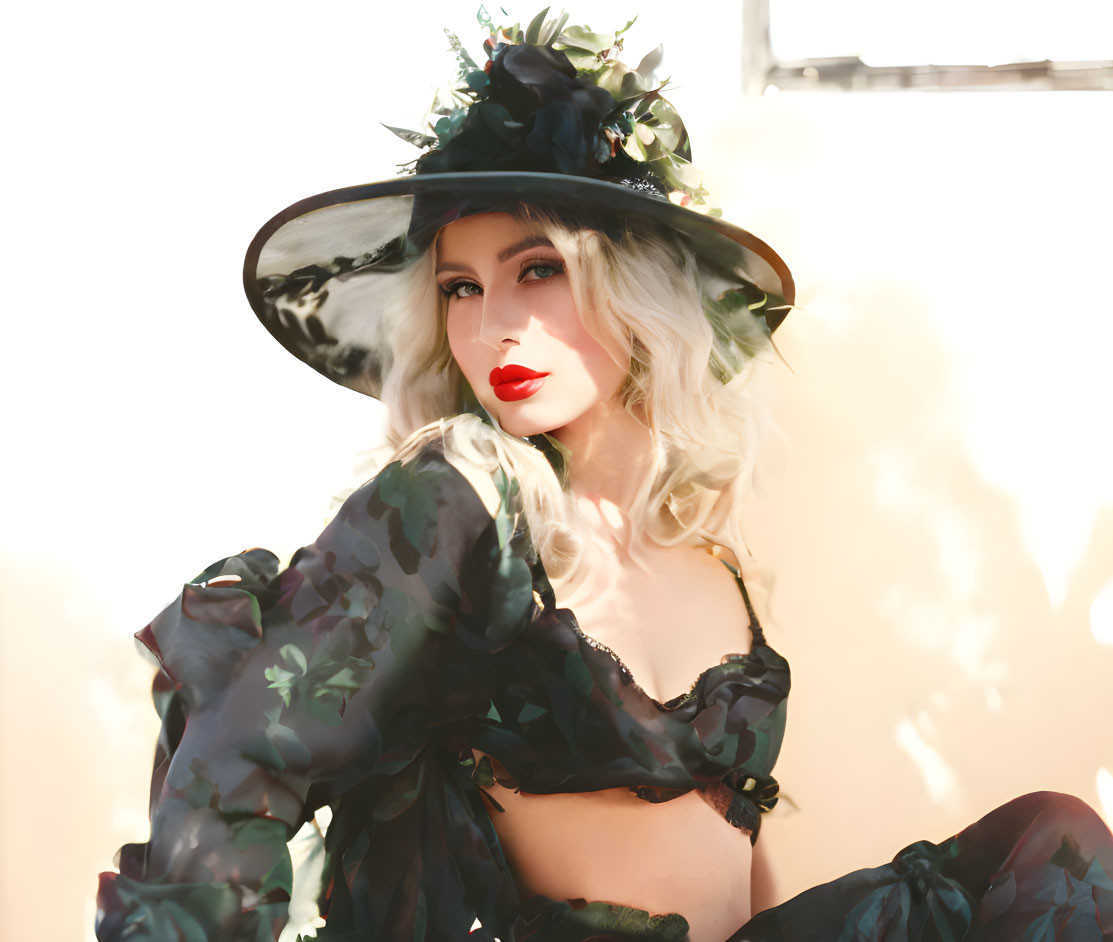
[96,438,788,941]
[95,435,1113,940]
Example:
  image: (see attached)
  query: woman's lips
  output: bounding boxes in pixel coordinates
[490,365,549,402]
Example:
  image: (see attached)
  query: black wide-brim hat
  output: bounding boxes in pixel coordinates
[244,172,794,398]
[241,27,795,399]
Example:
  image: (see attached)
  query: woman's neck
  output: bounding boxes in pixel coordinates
[553,397,654,524]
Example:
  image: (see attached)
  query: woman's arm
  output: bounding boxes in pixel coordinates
[96,444,532,940]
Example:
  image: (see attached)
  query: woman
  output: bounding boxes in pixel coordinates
[97,13,1113,941]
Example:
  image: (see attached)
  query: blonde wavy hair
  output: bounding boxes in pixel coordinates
[374,205,776,586]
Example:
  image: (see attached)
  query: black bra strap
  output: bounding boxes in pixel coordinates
[719,558,766,646]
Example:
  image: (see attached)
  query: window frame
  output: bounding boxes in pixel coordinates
[741,0,1113,93]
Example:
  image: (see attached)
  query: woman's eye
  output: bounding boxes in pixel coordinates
[442,280,481,300]
[521,260,564,282]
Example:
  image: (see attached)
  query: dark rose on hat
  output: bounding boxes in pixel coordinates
[418,43,617,177]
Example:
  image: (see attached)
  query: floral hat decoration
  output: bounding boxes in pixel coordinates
[244,7,795,397]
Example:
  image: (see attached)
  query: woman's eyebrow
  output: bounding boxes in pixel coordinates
[434,259,472,275]
[435,234,556,275]
[496,234,554,262]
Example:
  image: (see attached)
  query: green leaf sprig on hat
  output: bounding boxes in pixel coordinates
[386,7,717,212]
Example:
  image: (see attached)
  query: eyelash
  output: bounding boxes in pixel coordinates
[440,258,565,300]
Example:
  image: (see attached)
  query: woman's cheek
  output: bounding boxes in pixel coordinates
[446,313,484,389]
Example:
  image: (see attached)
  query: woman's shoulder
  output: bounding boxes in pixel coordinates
[365,416,522,522]
[359,422,536,652]
[323,421,531,600]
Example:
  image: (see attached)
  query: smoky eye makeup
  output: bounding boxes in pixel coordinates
[518,255,565,282]
[439,278,481,300]
[438,255,565,298]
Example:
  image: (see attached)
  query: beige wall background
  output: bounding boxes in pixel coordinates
[1,2,1110,939]
[720,88,1113,899]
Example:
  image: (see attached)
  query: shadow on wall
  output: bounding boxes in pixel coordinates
[746,278,1113,901]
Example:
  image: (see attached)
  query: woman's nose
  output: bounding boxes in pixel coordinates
[477,284,523,350]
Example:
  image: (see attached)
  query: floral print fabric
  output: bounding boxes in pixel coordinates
[95,440,1113,940]
[98,444,531,940]
[96,441,786,941]
[735,790,1113,941]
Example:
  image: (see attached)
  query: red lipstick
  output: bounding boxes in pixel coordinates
[490,364,549,402]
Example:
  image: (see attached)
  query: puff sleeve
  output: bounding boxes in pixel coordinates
[96,443,535,941]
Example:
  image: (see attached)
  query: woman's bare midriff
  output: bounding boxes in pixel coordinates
[476,760,753,942]
[476,541,760,942]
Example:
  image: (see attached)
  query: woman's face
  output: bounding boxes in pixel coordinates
[436,212,629,440]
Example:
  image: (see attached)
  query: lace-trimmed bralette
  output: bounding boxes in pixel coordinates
[468,534,790,842]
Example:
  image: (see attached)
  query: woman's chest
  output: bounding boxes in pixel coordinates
[468,540,789,796]
[559,545,755,703]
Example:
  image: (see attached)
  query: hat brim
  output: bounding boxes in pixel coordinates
[243,172,794,397]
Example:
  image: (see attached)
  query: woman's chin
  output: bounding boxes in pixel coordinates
[495,413,558,439]
[484,401,564,439]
